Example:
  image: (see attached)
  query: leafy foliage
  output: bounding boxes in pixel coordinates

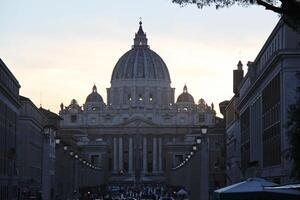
[172,0,300,30]
[287,72,300,180]
[172,0,262,9]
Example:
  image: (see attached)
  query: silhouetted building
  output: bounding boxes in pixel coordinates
[39,107,61,200]
[225,19,300,184]
[225,93,241,184]
[59,21,217,185]
[0,59,20,200]
[17,96,47,199]
[207,102,228,193]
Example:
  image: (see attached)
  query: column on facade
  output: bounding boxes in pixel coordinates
[128,136,133,173]
[113,137,118,172]
[119,136,123,170]
[142,136,148,173]
[158,137,163,173]
[110,88,114,105]
[157,88,161,105]
[132,87,136,105]
[153,137,158,173]
[119,87,123,105]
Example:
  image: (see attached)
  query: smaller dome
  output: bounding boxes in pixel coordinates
[86,85,103,103]
[176,85,195,104]
[71,99,78,105]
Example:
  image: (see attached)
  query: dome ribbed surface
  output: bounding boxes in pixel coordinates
[86,85,103,103]
[177,93,195,104]
[176,85,195,104]
[111,47,171,82]
[86,93,103,103]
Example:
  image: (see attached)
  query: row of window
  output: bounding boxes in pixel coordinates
[0,66,19,99]
[258,33,282,72]
[262,74,281,167]
[69,114,206,124]
[240,74,281,169]
[127,94,154,102]
[0,100,17,176]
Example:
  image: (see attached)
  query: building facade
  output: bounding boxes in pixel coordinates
[225,19,300,184]
[59,21,217,184]
[17,96,47,199]
[39,107,61,200]
[0,59,20,200]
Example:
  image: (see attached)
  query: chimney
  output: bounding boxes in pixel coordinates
[233,61,244,96]
[219,100,230,118]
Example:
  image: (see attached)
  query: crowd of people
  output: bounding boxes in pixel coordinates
[79,184,188,200]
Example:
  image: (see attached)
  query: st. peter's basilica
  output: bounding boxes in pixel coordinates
[59,21,217,183]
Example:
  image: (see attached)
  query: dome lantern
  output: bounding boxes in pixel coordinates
[133,20,148,47]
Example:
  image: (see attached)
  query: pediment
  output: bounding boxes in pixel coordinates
[118,117,157,127]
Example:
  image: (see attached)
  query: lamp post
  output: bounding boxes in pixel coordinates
[189,125,208,200]
[198,125,209,200]
[42,125,57,200]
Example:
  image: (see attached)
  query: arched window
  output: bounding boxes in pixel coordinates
[138,94,143,101]
[149,94,153,102]
[92,107,98,111]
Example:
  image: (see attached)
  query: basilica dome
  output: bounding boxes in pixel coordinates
[86,85,103,103]
[111,21,171,83]
[176,85,195,104]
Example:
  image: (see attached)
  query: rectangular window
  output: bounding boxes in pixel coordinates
[262,74,281,167]
[70,115,77,123]
[199,114,205,123]
[240,108,250,170]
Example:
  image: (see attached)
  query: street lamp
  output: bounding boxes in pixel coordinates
[195,125,208,144]
[192,144,197,151]
[43,127,51,135]
[55,138,60,145]
[43,125,57,136]
[172,125,209,170]
[200,125,208,135]
[196,137,202,144]
[63,146,68,151]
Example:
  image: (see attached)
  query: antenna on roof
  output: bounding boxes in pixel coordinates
[39,90,43,108]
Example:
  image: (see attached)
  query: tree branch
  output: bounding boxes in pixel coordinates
[256,0,284,14]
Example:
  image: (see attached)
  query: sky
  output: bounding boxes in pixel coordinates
[0,0,279,115]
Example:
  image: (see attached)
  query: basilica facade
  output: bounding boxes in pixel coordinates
[59,21,217,183]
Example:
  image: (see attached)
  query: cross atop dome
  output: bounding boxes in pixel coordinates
[133,19,148,47]
[137,19,144,35]
[92,84,97,93]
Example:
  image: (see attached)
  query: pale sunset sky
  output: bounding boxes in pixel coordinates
[0,0,279,115]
